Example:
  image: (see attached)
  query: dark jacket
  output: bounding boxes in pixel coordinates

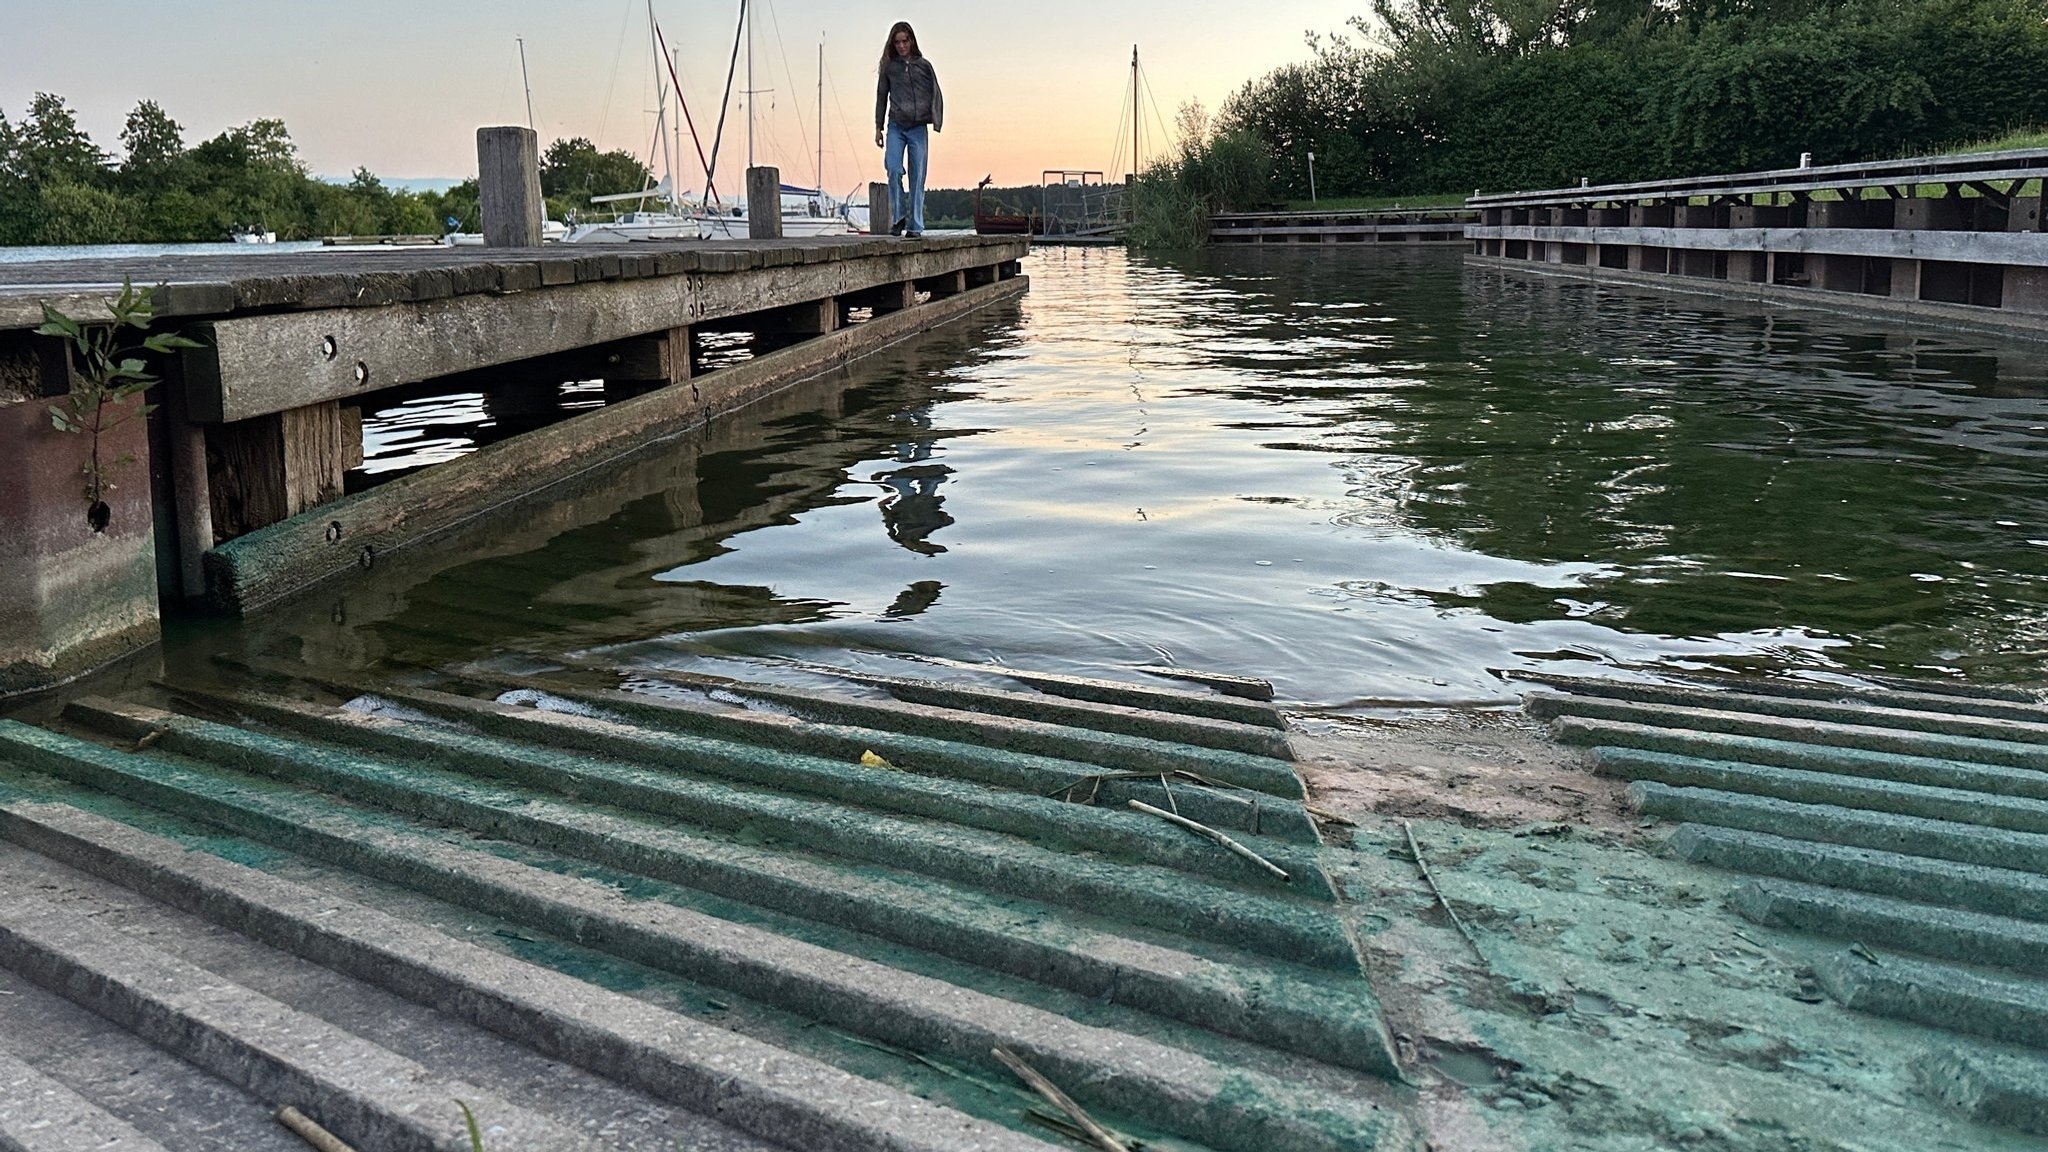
[876,56,943,132]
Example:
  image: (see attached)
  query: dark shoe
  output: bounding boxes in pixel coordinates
[904,230,922,239]
[889,217,906,236]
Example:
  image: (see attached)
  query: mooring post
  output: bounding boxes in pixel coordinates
[165,393,214,599]
[869,181,891,235]
[747,167,783,240]
[477,126,544,247]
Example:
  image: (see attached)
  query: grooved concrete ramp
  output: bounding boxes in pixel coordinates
[0,659,1411,1152]
[1527,669,2048,1134]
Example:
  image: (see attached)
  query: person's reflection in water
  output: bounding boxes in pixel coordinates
[876,462,954,555]
[882,579,944,619]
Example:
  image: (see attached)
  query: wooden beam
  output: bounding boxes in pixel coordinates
[1465,224,2048,265]
[206,400,356,539]
[177,241,1025,423]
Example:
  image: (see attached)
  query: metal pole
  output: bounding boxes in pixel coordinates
[1308,151,1316,202]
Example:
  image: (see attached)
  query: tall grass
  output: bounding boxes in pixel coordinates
[1128,105,1273,250]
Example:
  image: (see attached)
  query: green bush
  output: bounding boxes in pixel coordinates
[1224,0,2048,198]
[1130,109,1275,250]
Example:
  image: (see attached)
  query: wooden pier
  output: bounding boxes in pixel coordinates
[1465,148,2048,335]
[1210,207,1475,246]
[0,235,1028,694]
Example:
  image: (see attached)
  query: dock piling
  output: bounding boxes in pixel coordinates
[747,167,783,240]
[476,127,544,248]
[869,182,890,235]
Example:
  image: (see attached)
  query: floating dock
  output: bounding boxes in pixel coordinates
[0,236,1028,694]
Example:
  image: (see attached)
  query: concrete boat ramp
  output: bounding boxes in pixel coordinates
[4,651,2048,1149]
[0,656,1409,1152]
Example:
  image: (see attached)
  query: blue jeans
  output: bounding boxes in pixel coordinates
[883,122,928,233]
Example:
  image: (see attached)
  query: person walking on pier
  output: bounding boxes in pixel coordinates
[875,21,942,238]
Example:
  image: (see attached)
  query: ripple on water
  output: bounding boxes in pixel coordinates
[238,246,2048,708]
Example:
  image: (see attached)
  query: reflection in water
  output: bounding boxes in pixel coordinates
[197,246,2048,710]
[876,465,955,555]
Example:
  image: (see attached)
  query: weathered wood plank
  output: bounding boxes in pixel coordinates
[1466,225,2048,266]
[178,240,1024,422]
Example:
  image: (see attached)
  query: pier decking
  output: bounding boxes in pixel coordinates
[0,236,1028,693]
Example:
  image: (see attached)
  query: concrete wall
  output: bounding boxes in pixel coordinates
[0,385,159,696]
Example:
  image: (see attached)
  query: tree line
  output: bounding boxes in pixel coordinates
[0,93,655,244]
[1209,0,2048,202]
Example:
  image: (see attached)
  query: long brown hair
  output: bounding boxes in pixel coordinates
[878,22,920,73]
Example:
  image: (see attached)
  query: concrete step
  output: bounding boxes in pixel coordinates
[1630,781,2048,877]
[1670,824,2048,924]
[1529,692,2048,773]
[1520,669,2048,727]
[97,698,1357,1062]
[0,1047,173,1152]
[282,683,1325,872]
[359,678,1315,843]
[488,665,1308,794]
[0,838,779,1152]
[909,656,1288,728]
[0,792,1406,1152]
[1924,1048,2048,1137]
[0,969,304,1152]
[785,666,1296,757]
[46,705,1351,965]
[0,879,608,1152]
[1557,717,2048,802]
[1732,879,2048,976]
[0,798,1057,1152]
[1593,747,2048,835]
[1,719,1372,1057]
[0,719,1397,1043]
[1815,948,2048,1050]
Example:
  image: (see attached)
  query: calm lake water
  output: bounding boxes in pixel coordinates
[190,246,2048,711]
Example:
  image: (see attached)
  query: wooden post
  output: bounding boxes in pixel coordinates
[756,301,837,336]
[166,396,215,598]
[207,401,358,540]
[917,271,967,299]
[747,167,783,239]
[869,181,891,235]
[477,127,544,248]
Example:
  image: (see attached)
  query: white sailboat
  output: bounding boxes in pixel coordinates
[562,3,852,243]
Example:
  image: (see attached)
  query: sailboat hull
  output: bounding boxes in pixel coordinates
[698,213,852,240]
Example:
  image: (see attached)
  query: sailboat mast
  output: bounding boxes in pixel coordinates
[518,37,536,132]
[674,48,685,199]
[816,39,824,194]
[745,0,756,169]
[1131,45,1140,179]
[649,1,675,202]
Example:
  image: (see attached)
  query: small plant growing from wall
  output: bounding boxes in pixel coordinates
[36,279,201,532]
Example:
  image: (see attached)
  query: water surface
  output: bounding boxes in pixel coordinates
[198,247,2048,710]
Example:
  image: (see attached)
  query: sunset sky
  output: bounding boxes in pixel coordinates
[2,1,1366,195]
